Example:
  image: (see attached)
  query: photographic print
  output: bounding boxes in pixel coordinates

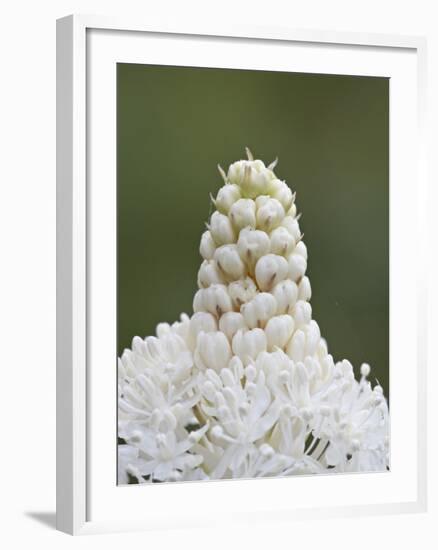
[117,64,389,484]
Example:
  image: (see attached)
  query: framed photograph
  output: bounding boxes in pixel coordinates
[56,15,427,535]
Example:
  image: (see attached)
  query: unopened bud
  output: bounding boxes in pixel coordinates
[265,314,295,351]
[219,311,247,341]
[255,254,289,291]
[197,259,224,288]
[237,227,270,268]
[256,197,285,231]
[288,253,307,281]
[209,211,236,245]
[229,198,256,230]
[193,284,233,317]
[292,301,312,328]
[298,276,312,301]
[241,292,277,329]
[281,216,301,241]
[304,320,321,356]
[214,184,241,214]
[268,179,293,211]
[294,240,307,260]
[189,312,218,348]
[228,277,258,308]
[270,226,296,256]
[272,280,298,314]
[199,230,216,260]
[195,331,232,372]
[214,244,246,281]
[227,159,272,198]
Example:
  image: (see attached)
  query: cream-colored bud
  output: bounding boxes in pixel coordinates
[256,198,285,231]
[189,312,218,349]
[237,227,270,268]
[292,300,312,328]
[265,315,295,351]
[214,244,246,281]
[281,216,301,241]
[241,167,272,198]
[229,198,256,230]
[286,329,305,362]
[255,254,289,291]
[199,230,216,260]
[304,320,321,356]
[298,276,312,301]
[288,253,307,281]
[270,226,296,256]
[227,160,253,187]
[242,164,272,199]
[228,277,258,308]
[219,311,247,341]
[268,179,293,211]
[197,259,224,288]
[209,211,236,245]
[272,280,298,314]
[232,328,267,365]
[294,240,307,260]
[193,284,233,317]
[227,159,272,198]
[241,292,277,329]
[195,331,232,371]
[214,184,241,214]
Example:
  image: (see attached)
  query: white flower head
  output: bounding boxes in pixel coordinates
[118,148,389,484]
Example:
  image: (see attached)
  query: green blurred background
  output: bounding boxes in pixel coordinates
[117,64,389,395]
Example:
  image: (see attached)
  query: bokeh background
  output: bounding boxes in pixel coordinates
[117,64,389,396]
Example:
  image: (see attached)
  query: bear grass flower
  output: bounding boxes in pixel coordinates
[118,148,389,484]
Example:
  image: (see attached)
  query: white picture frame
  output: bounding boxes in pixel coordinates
[56,14,428,535]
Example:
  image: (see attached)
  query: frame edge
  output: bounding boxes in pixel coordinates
[56,14,87,535]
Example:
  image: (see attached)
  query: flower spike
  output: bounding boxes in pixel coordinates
[118,149,389,484]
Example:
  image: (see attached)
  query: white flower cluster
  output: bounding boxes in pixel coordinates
[118,149,389,484]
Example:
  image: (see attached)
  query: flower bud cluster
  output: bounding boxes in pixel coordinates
[195,150,310,370]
